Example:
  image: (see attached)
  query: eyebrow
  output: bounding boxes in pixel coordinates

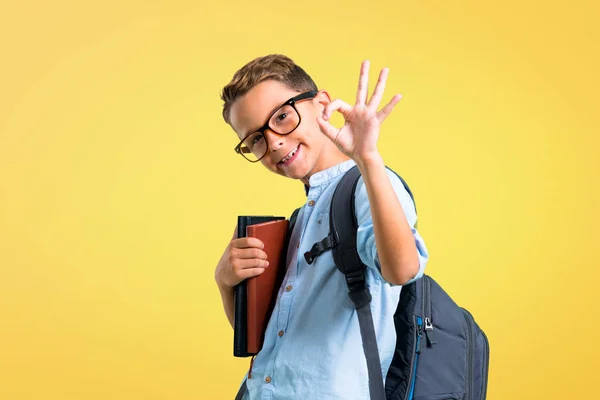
[242,101,286,138]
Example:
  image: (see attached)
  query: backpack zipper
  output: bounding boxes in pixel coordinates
[420,278,426,323]
[406,316,423,400]
[424,277,436,346]
[481,328,490,400]
[463,309,474,400]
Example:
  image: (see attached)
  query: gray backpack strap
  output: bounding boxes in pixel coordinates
[288,207,300,240]
[302,164,416,399]
[330,165,386,400]
[234,380,247,400]
[289,207,300,227]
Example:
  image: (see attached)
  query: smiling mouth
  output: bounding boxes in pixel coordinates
[278,145,300,165]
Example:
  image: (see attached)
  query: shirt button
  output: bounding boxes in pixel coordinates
[285,285,293,292]
[296,242,300,248]
[278,330,285,337]
[265,376,272,383]
[308,200,315,206]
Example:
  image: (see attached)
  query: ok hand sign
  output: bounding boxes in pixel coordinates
[316,60,402,163]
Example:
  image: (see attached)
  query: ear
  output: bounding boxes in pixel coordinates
[314,89,332,112]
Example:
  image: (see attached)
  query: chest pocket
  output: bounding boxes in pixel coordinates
[316,211,329,226]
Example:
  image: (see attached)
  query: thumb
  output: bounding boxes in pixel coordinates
[317,115,340,143]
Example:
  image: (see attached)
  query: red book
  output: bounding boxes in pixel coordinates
[246,219,289,354]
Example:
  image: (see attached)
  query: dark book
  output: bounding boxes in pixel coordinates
[233,216,288,357]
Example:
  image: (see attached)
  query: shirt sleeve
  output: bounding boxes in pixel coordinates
[355,168,429,286]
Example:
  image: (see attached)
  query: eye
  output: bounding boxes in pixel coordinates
[276,113,288,122]
[252,133,264,145]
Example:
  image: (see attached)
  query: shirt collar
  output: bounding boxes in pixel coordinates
[303,159,356,196]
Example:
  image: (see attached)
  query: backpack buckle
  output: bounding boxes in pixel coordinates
[345,269,366,293]
[345,269,371,308]
[304,233,337,265]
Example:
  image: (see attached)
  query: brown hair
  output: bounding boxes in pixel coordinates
[220,54,318,125]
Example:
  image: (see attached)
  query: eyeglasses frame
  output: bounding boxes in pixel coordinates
[233,90,318,162]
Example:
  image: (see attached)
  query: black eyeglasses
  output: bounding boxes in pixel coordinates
[234,90,317,162]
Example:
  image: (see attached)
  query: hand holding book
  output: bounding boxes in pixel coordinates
[215,214,292,357]
[215,227,270,290]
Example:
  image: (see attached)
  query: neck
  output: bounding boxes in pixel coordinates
[300,145,351,187]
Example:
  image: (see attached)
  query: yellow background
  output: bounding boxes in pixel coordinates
[1,0,598,399]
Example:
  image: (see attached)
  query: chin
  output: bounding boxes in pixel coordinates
[280,166,310,183]
[284,169,306,180]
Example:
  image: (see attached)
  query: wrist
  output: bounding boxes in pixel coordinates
[215,274,234,294]
[355,152,384,172]
[218,282,233,294]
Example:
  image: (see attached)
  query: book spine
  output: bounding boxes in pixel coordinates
[233,217,249,357]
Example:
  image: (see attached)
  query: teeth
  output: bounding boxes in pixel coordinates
[281,146,298,163]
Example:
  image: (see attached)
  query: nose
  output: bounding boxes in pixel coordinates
[266,130,285,152]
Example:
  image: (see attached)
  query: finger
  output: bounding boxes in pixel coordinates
[318,99,352,141]
[323,99,353,120]
[233,258,270,271]
[316,115,340,143]
[377,94,403,123]
[231,225,238,240]
[232,237,265,249]
[368,68,389,109]
[238,267,267,280]
[356,60,370,105]
[234,247,268,260]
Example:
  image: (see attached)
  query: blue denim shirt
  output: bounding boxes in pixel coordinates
[241,159,429,400]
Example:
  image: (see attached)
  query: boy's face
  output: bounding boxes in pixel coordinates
[229,80,345,185]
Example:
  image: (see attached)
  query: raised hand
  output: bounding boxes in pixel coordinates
[316,60,402,163]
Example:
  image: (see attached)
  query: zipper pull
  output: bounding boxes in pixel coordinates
[424,318,437,347]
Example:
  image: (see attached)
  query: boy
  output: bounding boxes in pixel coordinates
[215,54,429,399]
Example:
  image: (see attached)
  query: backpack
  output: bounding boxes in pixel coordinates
[234,165,490,400]
[301,165,490,400]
